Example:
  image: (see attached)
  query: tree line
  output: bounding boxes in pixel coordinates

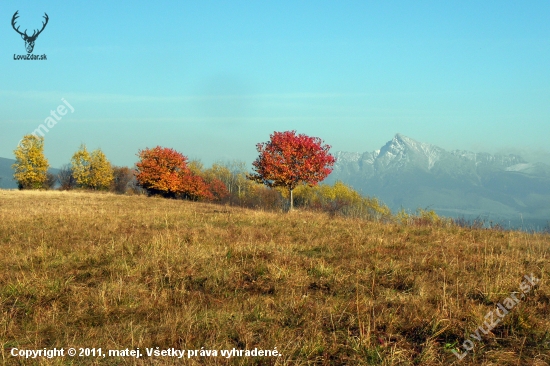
[11,131,392,220]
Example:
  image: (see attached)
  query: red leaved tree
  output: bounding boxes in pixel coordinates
[135,146,218,200]
[249,130,336,210]
[207,178,230,201]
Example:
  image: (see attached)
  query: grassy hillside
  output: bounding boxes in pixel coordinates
[0,190,549,365]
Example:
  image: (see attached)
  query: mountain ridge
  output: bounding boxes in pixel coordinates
[0,157,60,189]
[0,157,18,189]
[327,134,550,229]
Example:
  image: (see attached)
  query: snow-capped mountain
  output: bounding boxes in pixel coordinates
[327,134,550,229]
[332,134,526,177]
[375,133,445,170]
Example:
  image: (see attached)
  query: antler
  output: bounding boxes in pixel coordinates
[12,11,49,53]
[11,11,26,37]
[29,13,49,39]
[11,11,49,40]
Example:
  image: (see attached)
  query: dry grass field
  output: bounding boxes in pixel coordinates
[0,190,549,365]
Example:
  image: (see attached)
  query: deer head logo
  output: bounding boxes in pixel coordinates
[12,11,49,54]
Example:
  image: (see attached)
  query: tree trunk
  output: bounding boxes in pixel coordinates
[289,187,294,211]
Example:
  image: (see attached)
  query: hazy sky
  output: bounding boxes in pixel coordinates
[1,1,549,168]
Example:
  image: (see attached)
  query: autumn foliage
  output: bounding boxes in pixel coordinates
[12,135,50,189]
[71,145,114,190]
[249,130,336,209]
[203,177,230,201]
[135,146,226,201]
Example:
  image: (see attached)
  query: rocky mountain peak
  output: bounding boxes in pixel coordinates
[375,134,443,170]
[327,134,550,229]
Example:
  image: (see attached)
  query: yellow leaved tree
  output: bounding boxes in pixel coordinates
[290,181,392,220]
[205,161,253,201]
[12,135,50,189]
[71,145,113,190]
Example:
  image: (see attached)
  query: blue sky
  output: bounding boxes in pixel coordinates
[1,1,549,168]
